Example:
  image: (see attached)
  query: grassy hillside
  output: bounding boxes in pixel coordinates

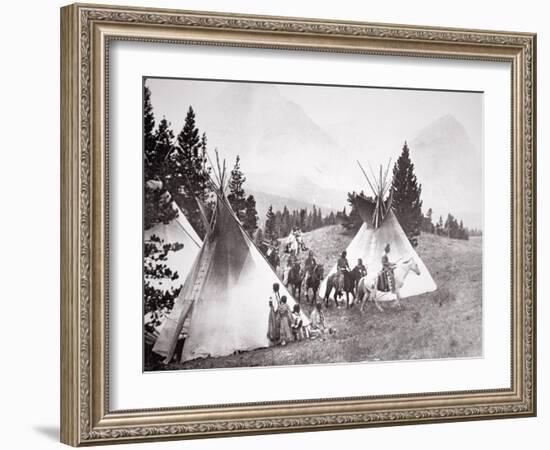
[164,226,482,371]
[278,224,354,270]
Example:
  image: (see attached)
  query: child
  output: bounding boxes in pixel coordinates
[291,304,304,341]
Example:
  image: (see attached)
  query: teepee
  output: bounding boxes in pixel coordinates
[144,202,202,291]
[153,159,304,363]
[320,160,437,299]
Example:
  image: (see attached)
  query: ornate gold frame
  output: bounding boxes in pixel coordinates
[60,3,536,446]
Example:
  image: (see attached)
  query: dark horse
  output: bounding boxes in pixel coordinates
[287,262,304,302]
[305,264,324,304]
[324,269,355,308]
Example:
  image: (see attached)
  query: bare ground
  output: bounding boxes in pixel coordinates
[154,226,482,371]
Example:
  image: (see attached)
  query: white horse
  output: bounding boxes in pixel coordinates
[356,258,421,312]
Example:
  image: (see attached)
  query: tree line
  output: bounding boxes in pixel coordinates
[257,205,336,244]
[421,209,478,240]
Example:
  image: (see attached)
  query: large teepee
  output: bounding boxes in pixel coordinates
[320,161,437,299]
[153,161,303,363]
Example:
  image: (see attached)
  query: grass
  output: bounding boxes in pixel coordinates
[158,226,482,371]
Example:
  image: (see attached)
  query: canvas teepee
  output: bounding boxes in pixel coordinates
[144,202,202,291]
[152,162,304,363]
[320,161,437,299]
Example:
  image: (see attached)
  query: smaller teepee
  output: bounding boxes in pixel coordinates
[144,202,202,291]
[143,182,202,346]
[320,160,437,299]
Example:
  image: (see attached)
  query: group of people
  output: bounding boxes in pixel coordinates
[265,243,399,349]
[267,283,334,347]
[335,243,397,293]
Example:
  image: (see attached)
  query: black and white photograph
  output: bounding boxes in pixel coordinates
[143,77,483,372]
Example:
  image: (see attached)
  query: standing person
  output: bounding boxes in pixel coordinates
[267,283,281,343]
[381,243,396,292]
[277,296,293,346]
[354,258,367,278]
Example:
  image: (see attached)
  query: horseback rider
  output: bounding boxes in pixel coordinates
[305,250,316,275]
[303,250,317,287]
[268,246,280,270]
[381,243,397,292]
[287,250,298,268]
[337,251,350,273]
[294,227,305,253]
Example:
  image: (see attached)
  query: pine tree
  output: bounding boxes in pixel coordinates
[281,206,291,236]
[315,207,323,229]
[422,208,434,233]
[458,220,469,240]
[243,194,259,237]
[227,156,247,222]
[144,117,174,182]
[299,208,307,230]
[391,142,423,247]
[344,191,367,231]
[167,107,212,238]
[265,205,277,241]
[143,85,156,180]
[143,181,181,347]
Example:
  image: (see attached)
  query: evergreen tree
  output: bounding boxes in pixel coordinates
[144,113,175,184]
[274,210,283,236]
[422,207,434,233]
[299,208,307,230]
[344,191,368,231]
[435,215,444,235]
[281,206,291,236]
[227,156,247,221]
[243,194,259,237]
[265,205,277,241]
[458,220,469,240]
[167,107,212,238]
[143,181,182,347]
[315,207,323,228]
[143,85,156,180]
[391,141,423,247]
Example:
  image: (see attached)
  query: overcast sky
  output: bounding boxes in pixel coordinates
[145,78,484,228]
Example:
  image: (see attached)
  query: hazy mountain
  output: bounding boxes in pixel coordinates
[246,171,346,213]
[197,84,350,189]
[188,84,482,230]
[411,114,483,229]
